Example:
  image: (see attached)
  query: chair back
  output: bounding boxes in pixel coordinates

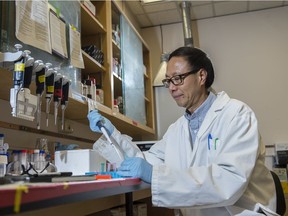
[270,170,286,216]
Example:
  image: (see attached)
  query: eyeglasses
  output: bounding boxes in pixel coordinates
[162,68,200,88]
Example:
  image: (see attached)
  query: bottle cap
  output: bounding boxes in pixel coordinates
[34,149,40,153]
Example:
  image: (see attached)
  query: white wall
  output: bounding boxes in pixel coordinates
[197,6,288,146]
[142,6,288,145]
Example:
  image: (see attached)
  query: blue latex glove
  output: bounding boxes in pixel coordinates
[87,110,115,136]
[117,157,152,183]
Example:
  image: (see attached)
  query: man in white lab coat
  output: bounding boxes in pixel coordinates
[88,47,278,215]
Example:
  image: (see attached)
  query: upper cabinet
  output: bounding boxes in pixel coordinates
[76,0,155,139]
[0,0,155,140]
[111,3,123,114]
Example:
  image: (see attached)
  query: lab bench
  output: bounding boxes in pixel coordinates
[0,178,151,216]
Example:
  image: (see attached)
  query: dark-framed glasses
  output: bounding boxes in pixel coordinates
[162,68,200,88]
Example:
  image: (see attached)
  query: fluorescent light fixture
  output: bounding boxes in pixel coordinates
[153,53,169,87]
[141,0,166,4]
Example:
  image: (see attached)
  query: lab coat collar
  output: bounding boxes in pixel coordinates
[187,91,231,164]
[195,91,230,142]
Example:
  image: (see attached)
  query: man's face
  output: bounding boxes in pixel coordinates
[166,56,207,112]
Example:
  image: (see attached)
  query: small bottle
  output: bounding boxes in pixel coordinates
[90,78,96,101]
[6,150,22,175]
[0,134,8,177]
[117,96,123,114]
[96,85,104,104]
[84,79,92,99]
[0,153,7,177]
[39,150,46,172]
[0,134,4,153]
[27,149,34,167]
[82,82,87,97]
[113,99,119,112]
[20,150,28,170]
[33,149,40,171]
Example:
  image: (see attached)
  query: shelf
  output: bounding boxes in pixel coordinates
[112,39,121,59]
[81,4,106,36]
[113,72,122,81]
[82,50,106,74]
[0,67,154,138]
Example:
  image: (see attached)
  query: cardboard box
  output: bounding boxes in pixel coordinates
[110,206,126,216]
[110,203,147,216]
[83,0,96,16]
[55,149,106,175]
[134,202,147,216]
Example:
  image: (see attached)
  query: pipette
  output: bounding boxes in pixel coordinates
[11,44,25,117]
[61,77,71,130]
[45,64,56,127]
[33,60,45,129]
[53,73,63,126]
[22,51,34,115]
[96,121,124,161]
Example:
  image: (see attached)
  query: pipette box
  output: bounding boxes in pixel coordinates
[55,149,106,176]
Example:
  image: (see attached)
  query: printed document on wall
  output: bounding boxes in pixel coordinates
[15,0,52,54]
[69,26,84,69]
[49,9,68,58]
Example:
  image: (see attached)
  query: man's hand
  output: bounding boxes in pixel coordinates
[87,110,114,136]
[117,157,152,183]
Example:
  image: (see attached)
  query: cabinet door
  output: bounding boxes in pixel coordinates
[120,16,146,125]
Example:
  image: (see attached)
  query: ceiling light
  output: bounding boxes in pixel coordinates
[141,0,167,4]
[153,53,169,86]
[153,24,170,87]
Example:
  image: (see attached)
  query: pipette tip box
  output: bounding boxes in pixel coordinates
[55,149,106,176]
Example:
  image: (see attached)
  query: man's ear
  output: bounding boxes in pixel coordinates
[199,69,208,85]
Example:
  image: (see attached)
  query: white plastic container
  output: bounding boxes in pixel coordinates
[0,154,8,177]
[55,149,106,175]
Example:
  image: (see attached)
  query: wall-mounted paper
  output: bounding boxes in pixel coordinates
[15,0,52,54]
[69,26,84,69]
[49,9,68,58]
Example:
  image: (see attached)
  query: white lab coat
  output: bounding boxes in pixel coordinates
[95,91,277,216]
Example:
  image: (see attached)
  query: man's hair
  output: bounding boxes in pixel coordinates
[168,47,214,89]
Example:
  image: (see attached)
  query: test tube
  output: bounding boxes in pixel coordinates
[6,150,22,175]
[33,149,40,170]
[0,134,4,153]
[39,150,46,172]
[101,162,105,172]
[106,162,111,172]
[27,149,34,165]
[0,153,7,177]
[20,150,28,170]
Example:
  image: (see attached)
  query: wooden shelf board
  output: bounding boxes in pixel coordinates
[82,50,106,73]
[81,4,106,35]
